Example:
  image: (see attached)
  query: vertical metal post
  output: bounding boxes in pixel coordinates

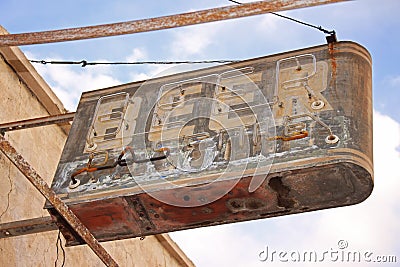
[0,135,119,267]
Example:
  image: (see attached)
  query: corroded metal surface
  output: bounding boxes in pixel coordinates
[0,135,119,267]
[0,0,347,46]
[47,41,373,246]
[0,112,75,133]
[0,216,57,239]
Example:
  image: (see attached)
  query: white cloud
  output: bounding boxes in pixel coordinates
[28,53,121,111]
[170,23,221,59]
[126,47,147,62]
[388,75,400,88]
[125,48,154,82]
[171,111,400,267]
[128,63,181,83]
[124,47,195,82]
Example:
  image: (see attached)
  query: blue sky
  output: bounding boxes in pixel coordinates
[1,1,399,266]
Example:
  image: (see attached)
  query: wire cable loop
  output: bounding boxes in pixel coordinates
[227,0,336,40]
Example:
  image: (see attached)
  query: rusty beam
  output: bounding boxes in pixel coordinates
[0,135,119,267]
[0,112,75,134]
[0,0,348,47]
[0,216,57,239]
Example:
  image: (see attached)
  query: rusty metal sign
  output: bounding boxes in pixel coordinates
[46,41,373,246]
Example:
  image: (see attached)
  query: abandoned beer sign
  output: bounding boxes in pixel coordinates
[46,41,373,246]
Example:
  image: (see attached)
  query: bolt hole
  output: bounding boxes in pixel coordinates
[146,227,151,231]
[325,134,339,144]
[311,100,325,110]
[183,195,190,201]
[87,143,97,151]
[68,179,80,189]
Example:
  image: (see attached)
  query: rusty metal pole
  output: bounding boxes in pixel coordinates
[0,216,57,238]
[0,135,119,267]
[0,0,348,46]
[0,112,75,134]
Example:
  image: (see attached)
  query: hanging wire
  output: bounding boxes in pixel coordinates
[55,230,66,267]
[30,59,241,67]
[30,1,337,68]
[227,0,336,37]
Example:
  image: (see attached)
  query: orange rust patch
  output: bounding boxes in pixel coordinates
[329,43,337,83]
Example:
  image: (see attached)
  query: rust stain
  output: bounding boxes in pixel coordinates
[329,42,337,84]
[56,162,372,247]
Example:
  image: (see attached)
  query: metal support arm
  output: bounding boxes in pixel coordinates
[0,112,75,134]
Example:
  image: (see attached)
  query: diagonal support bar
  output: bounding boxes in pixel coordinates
[0,0,348,46]
[0,135,119,267]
